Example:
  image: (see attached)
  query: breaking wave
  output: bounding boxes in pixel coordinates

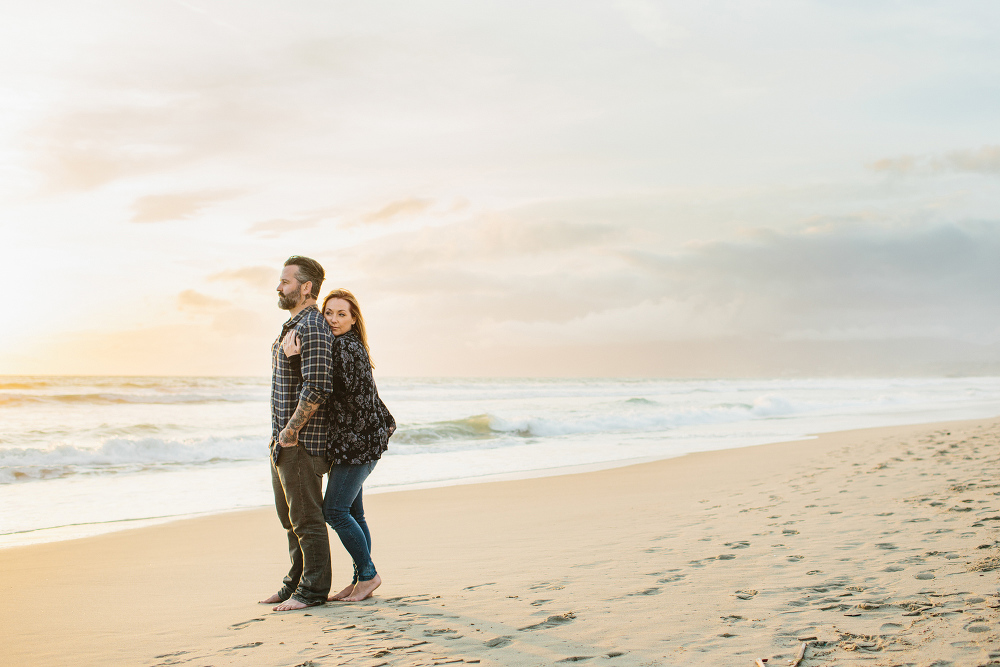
[0,436,268,484]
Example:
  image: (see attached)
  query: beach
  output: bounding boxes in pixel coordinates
[2,417,999,666]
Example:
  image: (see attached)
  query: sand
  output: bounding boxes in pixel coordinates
[2,418,999,666]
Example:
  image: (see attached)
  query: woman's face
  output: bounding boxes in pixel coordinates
[324,298,357,336]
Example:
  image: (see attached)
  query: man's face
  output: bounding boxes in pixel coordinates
[276,265,307,311]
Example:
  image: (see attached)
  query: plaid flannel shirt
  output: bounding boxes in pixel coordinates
[270,304,334,463]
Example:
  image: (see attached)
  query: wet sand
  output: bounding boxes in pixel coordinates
[2,418,999,666]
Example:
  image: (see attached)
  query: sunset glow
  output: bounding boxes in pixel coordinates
[3,1,1000,376]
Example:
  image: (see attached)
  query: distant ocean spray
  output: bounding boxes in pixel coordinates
[2,375,1000,547]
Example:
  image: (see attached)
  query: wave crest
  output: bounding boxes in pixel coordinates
[0,436,268,484]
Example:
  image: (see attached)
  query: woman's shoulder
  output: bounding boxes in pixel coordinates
[335,331,369,357]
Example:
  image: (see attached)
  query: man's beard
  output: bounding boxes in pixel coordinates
[277,291,301,311]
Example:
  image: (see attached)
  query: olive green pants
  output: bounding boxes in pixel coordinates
[270,445,332,605]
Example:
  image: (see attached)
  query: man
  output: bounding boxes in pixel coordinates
[260,256,334,611]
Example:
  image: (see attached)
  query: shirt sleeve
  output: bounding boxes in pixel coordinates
[297,321,333,405]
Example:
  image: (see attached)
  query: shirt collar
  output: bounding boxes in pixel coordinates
[282,303,318,332]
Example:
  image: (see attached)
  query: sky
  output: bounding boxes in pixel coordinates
[2,0,1000,377]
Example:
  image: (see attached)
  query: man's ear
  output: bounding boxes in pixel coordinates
[301,281,312,297]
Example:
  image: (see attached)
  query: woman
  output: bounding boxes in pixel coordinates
[283,288,395,602]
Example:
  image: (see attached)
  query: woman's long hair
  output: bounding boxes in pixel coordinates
[322,288,374,367]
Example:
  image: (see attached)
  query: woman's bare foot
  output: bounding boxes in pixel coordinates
[328,583,357,601]
[273,598,314,611]
[259,593,284,604]
[343,574,381,602]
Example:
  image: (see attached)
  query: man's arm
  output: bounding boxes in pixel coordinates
[278,320,333,447]
[278,398,320,447]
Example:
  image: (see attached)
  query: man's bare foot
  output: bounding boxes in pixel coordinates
[273,598,314,611]
[343,574,381,602]
[328,583,356,601]
[259,593,284,604]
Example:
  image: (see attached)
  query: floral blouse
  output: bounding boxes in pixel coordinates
[326,330,396,464]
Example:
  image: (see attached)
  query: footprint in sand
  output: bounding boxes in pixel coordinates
[529,582,566,591]
[518,612,576,631]
[627,587,661,596]
[229,618,265,629]
[226,642,263,650]
[915,572,936,580]
[463,582,497,590]
[424,628,460,636]
[484,636,513,648]
[734,589,758,600]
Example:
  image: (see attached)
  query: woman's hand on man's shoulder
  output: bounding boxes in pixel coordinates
[281,330,302,358]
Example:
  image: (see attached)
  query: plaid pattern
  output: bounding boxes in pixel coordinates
[270,305,334,462]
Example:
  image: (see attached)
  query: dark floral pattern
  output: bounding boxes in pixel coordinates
[326,330,396,464]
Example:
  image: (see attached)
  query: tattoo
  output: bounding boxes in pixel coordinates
[286,398,320,434]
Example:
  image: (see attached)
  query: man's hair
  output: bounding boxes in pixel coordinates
[284,256,325,299]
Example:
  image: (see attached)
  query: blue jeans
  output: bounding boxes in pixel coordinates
[324,461,378,583]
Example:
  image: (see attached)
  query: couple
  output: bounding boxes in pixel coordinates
[260,255,396,612]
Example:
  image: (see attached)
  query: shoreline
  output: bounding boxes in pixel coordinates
[2,416,999,665]
[1,446,819,550]
[6,375,1000,551]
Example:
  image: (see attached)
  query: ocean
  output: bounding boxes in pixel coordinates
[2,375,1000,548]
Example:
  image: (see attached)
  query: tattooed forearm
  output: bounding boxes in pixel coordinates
[278,399,320,447]
[287,398,319,432]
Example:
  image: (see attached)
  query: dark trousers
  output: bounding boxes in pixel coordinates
[270,446,332,605]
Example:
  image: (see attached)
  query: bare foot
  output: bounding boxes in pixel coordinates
[343,574,381,602]
[259,593,284,604]
[328,583,356,601]
[273,598,314,611]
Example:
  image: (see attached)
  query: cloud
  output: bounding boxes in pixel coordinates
[246,206,342,238]
[246,217,322,238]
[29,99,259,192]
[208,266,276,290]
[945,145,1000,173]
[352,215,621,273]
[341,212,1000,353]
[176,289,274,339]
[24,37,338,193]
[177,289,231,311]
[131,190,241,223]
[870,145,1000,176]
[340,215,631,322]
[613,0,681,49]
[622,221,1000,342]
[361,198,433,224]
